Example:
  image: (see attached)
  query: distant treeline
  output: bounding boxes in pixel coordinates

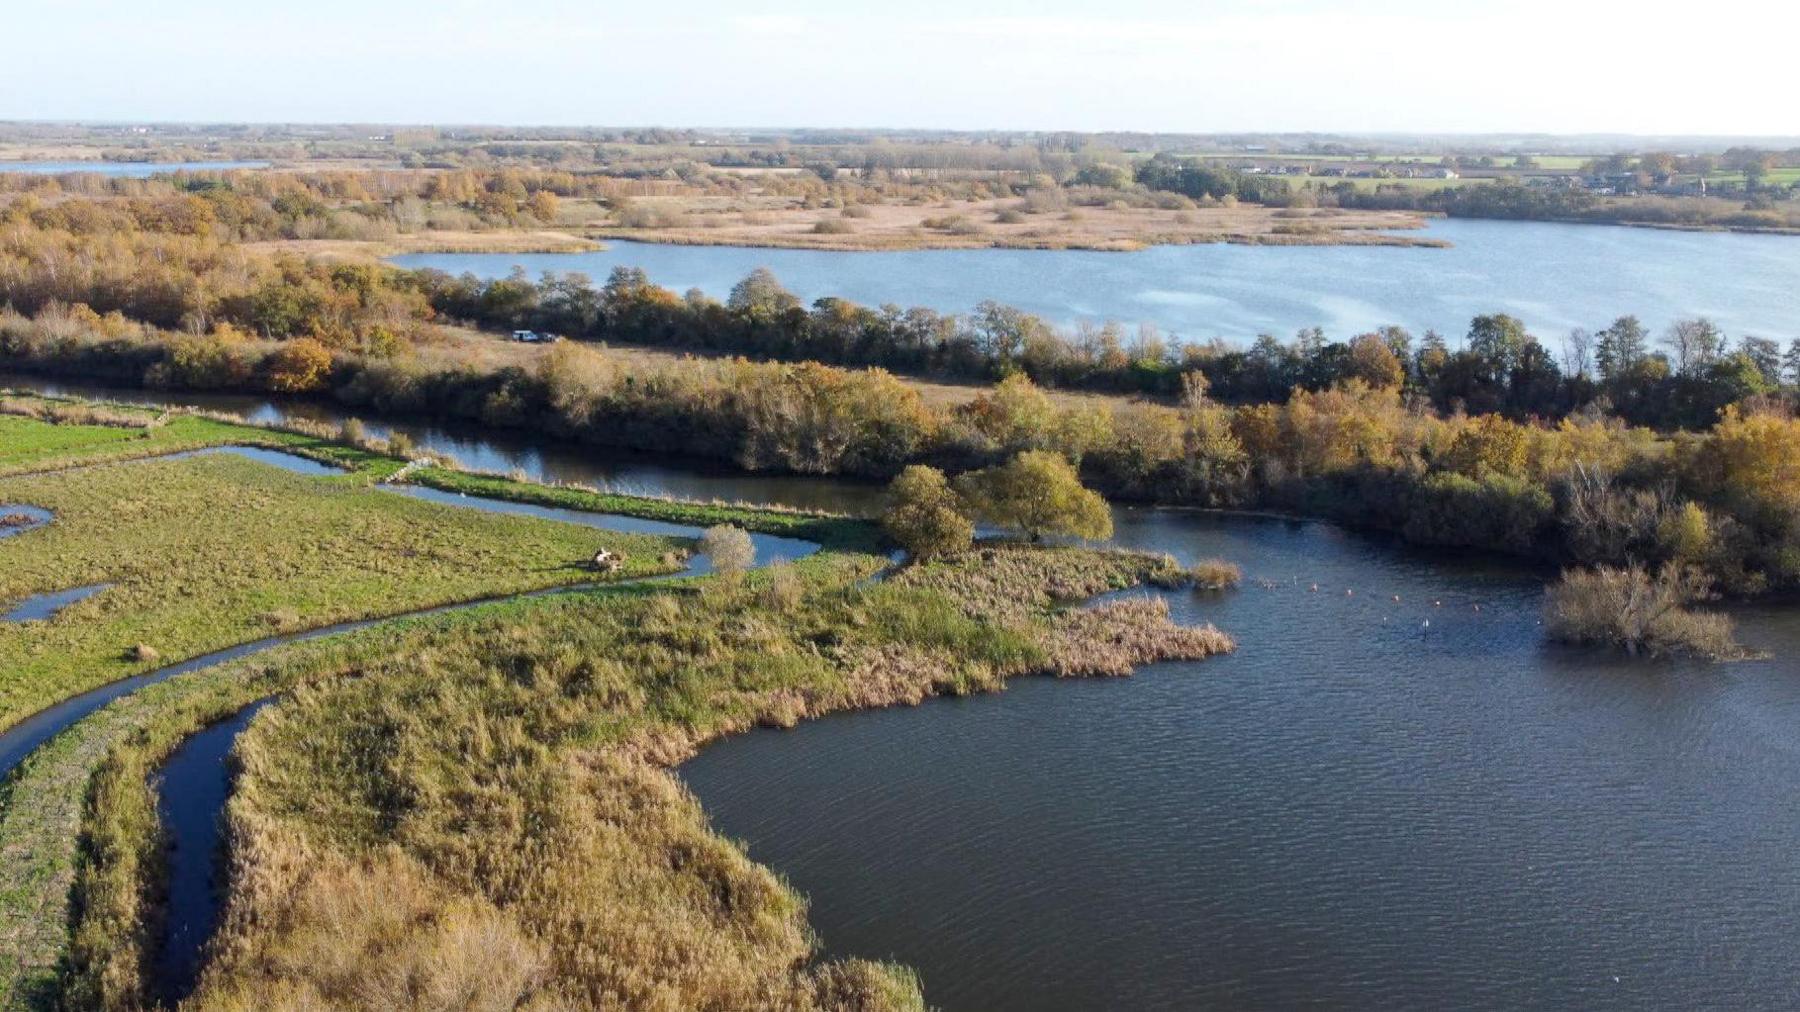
[1131,154,1800,231]
[420,264,1800,432]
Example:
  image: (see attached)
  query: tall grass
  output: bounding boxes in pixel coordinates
[64,543,1227,1009]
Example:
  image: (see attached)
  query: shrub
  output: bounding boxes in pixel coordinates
[1544,563,1743,659]
[1403,472,1553,554]
[616,202,688,229]
[882,465,973,561]
[994,209,1026,225]
[811,219,855,235]
[700,524,755,579]
[1189,559,1243,590]
[262,337,333,393]
[840,204,873,218]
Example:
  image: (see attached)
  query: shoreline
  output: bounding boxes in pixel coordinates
[580,225,1449,252]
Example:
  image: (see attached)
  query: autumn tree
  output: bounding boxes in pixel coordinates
[1346,333,1405,389]
[527,190,560,223]
[959,373,1055,453]
[882,465,974,561]
[261,337,333,393]
[1691,407,1800,509]
[955,450,1112,542]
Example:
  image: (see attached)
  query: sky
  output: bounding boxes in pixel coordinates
[5,0,1796,135]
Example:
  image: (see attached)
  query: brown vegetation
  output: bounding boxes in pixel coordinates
[1544,563,1745,659]
[130,543,1229,1011]
[588,194,1434,251]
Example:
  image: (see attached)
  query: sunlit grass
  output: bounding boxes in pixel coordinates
[0,452,683,731]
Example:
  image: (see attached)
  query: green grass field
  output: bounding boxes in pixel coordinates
[3,410,251,473]
[1705,167,1800,187]
[0,437,685,732]
[1296,174,1480,193]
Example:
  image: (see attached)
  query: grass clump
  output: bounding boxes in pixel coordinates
[1146,556,1243,591]
[1544,563,1745,659]
[1189,559,1244,590]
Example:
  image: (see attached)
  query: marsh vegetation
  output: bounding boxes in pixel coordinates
[0,399,1230,1009]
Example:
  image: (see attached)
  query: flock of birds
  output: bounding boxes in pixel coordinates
[1247,574,1502,633]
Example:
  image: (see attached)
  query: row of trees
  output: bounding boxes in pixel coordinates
[422,264,1799,431]
[5,307,1798,599]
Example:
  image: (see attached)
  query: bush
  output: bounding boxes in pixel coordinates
[840,204,872,218]
[994,209,1026,225]
[1189,559,1243,590]
[262,338,333,393]
[700,524,755,579]
[1544,563,1743,659]
[1402,472,1553,554]
[811,218,855,235]
[882,465,973,561]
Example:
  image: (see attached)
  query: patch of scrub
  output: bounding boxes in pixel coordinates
[0,504,53,539]
[1,584,108,624]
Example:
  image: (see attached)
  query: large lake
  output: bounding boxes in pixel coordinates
[390,218,1800,342]
[10,376,1800,1008]
[0,160,268,178]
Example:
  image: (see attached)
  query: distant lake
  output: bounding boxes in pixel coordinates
[391,218,1800,343]
[0,160,268,178]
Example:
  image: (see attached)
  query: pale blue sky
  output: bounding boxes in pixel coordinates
[5,0,1794,134]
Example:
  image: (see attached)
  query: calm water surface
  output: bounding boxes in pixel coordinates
[0,160,268,178]
[390,219,1800,341]
[8,377,1800,1008]
[683,512,1800,1010]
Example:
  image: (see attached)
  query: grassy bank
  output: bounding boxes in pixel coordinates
[68,542,1225,1010]
[0,420,686,733]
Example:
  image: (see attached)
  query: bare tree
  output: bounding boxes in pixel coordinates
[1663,318,1725,375]
[1561,328,1594,379]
